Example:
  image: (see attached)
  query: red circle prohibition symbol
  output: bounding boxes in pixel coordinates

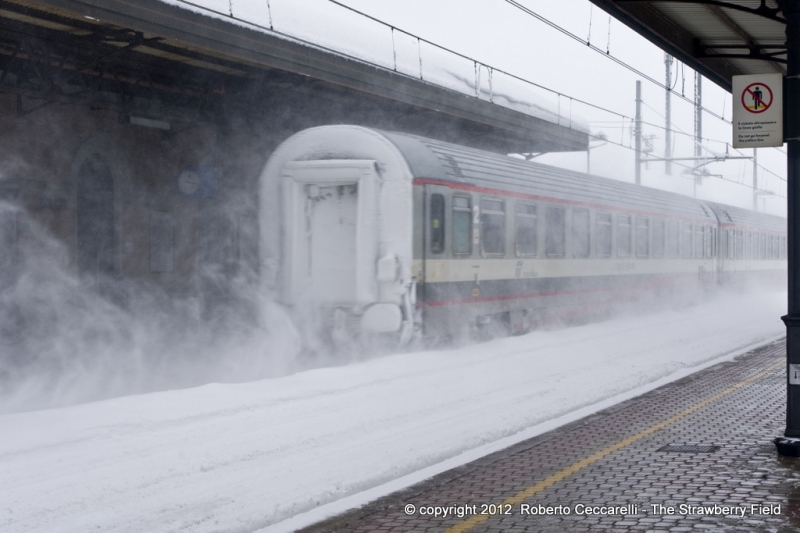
[741,82,773,114]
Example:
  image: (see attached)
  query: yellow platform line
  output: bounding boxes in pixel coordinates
[444,358,785,533]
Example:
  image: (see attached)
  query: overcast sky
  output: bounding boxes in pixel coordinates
[261,0,787,216]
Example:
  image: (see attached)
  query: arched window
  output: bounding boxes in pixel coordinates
[76,153,115,283]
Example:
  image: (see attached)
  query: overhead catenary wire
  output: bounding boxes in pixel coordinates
[587,114,786,196]
[501,0,786,184]
[328,0,634,126]
[593,107,786,184]
[504,0,732,125]
[329,0,768,152]
[326,0,786,194]
[588,119,784,195]
[636,100,787,184]
[584,129,784,198]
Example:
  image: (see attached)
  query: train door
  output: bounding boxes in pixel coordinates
[707,225,718,285]
[422,183,453,336]
[309,183,358,302]
[279,160,380,309]
[717,227,727,283]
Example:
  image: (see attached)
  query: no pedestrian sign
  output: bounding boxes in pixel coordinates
[732,73,783,148]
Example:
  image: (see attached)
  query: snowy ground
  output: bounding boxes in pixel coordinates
[0,289,787,533]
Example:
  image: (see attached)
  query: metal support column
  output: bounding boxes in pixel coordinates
[635,80,642,186]
[777,1,800,455]
[753,148,758,211]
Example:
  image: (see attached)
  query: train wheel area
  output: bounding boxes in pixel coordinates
[298,340,799,533]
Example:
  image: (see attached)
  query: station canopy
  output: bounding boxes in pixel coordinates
[589,0,786,90]
[0,0,588,154]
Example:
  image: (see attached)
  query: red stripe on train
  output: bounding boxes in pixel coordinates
[421,274,689,307]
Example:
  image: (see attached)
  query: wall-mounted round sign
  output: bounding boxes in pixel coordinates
[176,169,201,196]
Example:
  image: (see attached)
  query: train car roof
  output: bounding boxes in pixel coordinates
[380,129,713,222]
[380,129,784,227]
[704,202,786,233]
[267,125,785,229]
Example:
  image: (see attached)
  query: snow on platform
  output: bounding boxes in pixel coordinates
[0,290,787,532]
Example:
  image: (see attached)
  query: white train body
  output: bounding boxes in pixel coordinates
[260,125,786,341]
[260,127,418,340]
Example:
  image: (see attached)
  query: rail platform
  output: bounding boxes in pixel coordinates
[300,339,800,532]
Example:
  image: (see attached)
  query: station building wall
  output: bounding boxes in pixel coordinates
[0,92,271,304]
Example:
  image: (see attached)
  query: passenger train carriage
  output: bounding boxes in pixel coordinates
[260,125,786,342]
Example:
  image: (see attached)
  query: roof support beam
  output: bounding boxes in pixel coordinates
[616,0,785,24]
[8,0,587,153]
[699,3,786,71]
[589,0,740,90]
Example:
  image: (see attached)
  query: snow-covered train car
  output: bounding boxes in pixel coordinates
[705,202,786,286]
[259,125,786,341]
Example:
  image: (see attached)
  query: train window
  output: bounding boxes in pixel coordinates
[667,220,679,258]
[545,207,566,257]
[515,203,537,257]
[728,230,734,259]
[636,217,649,258]
[481,198,505,256]
[695,225,704,259]
[760,233,767,259]
[572,209,590,258]
[735,230,744,260]
[705,226,712,258]
[430,194,445,254]
[783,236,787,260]
[653,219,665,258]
[720,230,728,259]
[597,212,612,257]
[617,214,631,258]
[712,227,717,258]
[453,196,472,255]
[744,232,751,260]
[682,223,693,259]
[768,235,774,260]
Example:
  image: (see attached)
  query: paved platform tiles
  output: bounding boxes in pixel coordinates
[300,339,800,532]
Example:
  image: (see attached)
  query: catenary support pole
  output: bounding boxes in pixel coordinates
[778,1,800,453]
[695,71,702,158]
[635,80,642,185]
[665,54,673,175]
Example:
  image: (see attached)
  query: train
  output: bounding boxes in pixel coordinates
[259,125,786,343]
